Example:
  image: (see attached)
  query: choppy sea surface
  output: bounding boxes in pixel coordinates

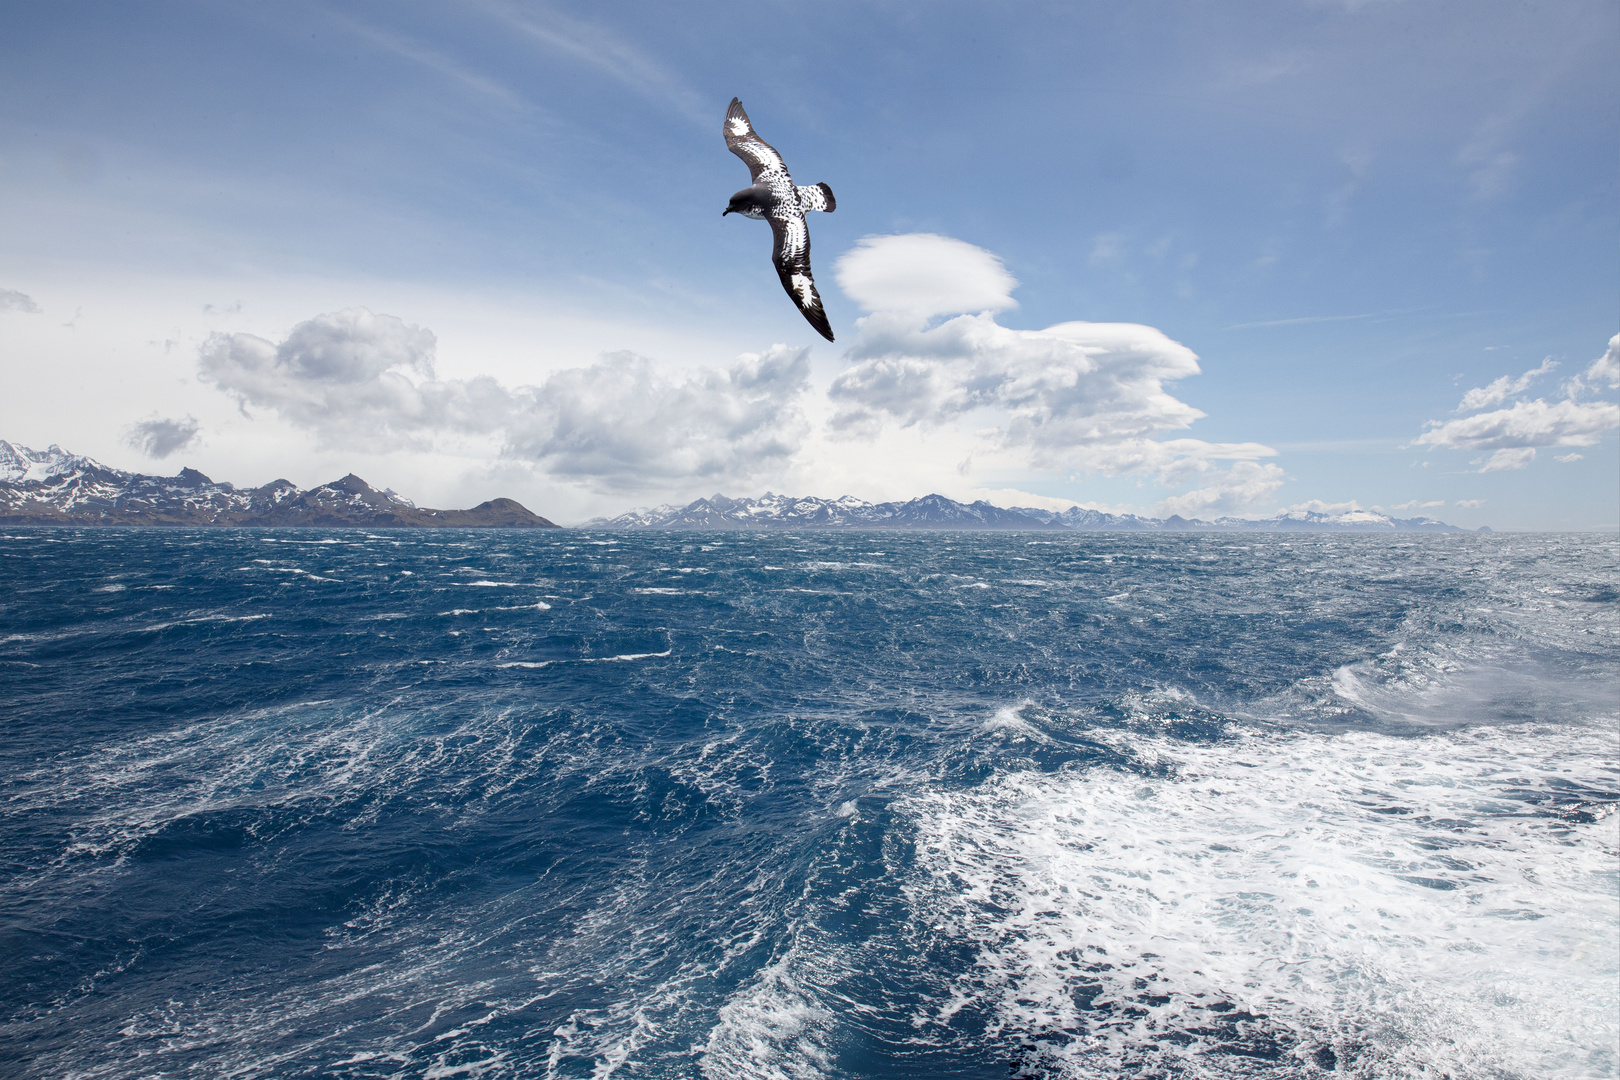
[1,529,1615,1080]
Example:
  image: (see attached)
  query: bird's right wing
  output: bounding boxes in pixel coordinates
[723,98,788,183]
[769,212,834,342]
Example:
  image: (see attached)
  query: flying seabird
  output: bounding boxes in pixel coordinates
[721,97,836,342]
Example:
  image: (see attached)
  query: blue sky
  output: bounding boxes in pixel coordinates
[1,0,1615,527]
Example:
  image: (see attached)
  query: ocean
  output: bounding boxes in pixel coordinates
[0,528,1614,1079]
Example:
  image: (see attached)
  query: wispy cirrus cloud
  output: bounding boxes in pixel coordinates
[475,2,708,125]
[337,15,532,111]
[1222,305,1433,331]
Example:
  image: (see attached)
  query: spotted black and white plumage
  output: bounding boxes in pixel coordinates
[722,97,836,342]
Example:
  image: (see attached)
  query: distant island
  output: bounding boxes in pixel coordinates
[582,491,1479,532]
[0,441,557,528]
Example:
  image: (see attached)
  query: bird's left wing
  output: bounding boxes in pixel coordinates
[769,212,834,342]
[723,98,788,183]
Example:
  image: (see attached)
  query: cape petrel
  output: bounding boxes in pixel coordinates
[721,97,836,342]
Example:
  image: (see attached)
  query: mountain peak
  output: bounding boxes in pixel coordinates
[326,473,377,494]
[0,439,110,484]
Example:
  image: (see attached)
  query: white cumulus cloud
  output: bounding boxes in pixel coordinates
[1577,333,1619,391]
[1417,397,1619,460]
[1475,447,1538,472]
[1154,460,1286,518]
[1288,499,1365,516]
[199,307,502,446]
[1416,336,1620,472]
[830,235,1279,513]
[198,307,811,493]
[1455,357,1555,412]
[505,347,810,491]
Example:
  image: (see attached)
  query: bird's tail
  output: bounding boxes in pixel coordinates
[796,183,836,213]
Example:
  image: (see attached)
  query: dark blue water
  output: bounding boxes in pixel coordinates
[1,530,1615,1079]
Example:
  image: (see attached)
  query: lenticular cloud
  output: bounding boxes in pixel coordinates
[831,233,1280,515]
[835,233,1019,318]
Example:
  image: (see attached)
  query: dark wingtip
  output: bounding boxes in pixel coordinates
[724,98,749,137]
[818,182,836,212]
[806,311,835,342]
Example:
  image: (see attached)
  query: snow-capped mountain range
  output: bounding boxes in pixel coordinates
[0,441,1475,531]
[582,491,1474,532]
[0,441,556,528]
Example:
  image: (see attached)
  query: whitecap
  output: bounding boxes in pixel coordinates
[134,614,272,633]
[700,960,835,1080]
[897,720,1618,1078]
[496,649,671,670]
[576,649,672,664]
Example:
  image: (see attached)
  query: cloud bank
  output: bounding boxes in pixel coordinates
[199,308,810,493]
[1417,339,1620,471]
[191,236,1298,515]
[505,347,810,489]
[829,234,1281,515]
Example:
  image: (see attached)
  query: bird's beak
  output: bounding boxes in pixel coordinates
[721,208,733,216]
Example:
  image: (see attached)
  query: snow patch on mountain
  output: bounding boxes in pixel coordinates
[0,440,112,484]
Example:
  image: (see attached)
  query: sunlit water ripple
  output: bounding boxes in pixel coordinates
[0,529,1614,1079]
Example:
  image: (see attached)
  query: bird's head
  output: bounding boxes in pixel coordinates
[723,186,766,218]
